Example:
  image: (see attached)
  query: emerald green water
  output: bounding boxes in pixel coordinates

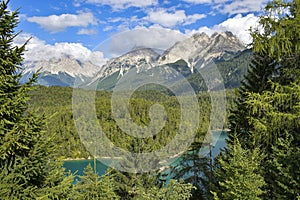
[63,159,108,176]
[63,131,227,177]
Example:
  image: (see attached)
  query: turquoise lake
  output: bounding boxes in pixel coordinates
[63,131,227,177]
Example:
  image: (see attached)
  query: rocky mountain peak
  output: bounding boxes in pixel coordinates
[95,47,160,79]
[23,56,100,78]
[192,32,210,40]
[23,31,247,88]
[158,31,246,71]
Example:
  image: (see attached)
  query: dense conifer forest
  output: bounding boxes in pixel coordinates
[0,0,299,199]
[27,86,236,159]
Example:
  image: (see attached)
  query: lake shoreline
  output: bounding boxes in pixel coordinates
[62,156,122,161]
[62,157,92,161]
[62,130,228,162]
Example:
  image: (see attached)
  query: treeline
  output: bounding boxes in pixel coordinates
[1,0,299,199]
[27,86,235,159]
[212,1,300,199]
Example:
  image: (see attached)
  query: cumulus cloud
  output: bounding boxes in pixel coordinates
[77,28,97,35]
[183,0,212,4]
[186,14,259,45]
[108,17,125,23]
[214,0,268,15]
[14,33,107,67]
[179,0,267,15]
[95,26,187,58]
[85,0,158,9]
[145,9,206,28]
[27,12,98,32]
[184,13,207,25]
[103,26,114,31]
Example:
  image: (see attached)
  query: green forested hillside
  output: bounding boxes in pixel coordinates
[2,0,299,198]
[28,86,236,159]
[97,50,252,92]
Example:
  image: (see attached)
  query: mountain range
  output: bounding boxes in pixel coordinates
[21,31,252,91]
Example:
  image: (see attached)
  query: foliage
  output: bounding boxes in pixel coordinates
[212,138,265,200]
[251,0,300,84]
[109,167,194,200]
[74,164,119,200]
[245,82,300,198]
[0,1,74,199]
[170,142,212,199]
[266,135,300,199]
[136,179,195,200]
[225,0,300,199]
[28,86,236,159]
[228,51,276,149]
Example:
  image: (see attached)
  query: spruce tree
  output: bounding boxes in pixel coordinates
[229,0,300,148]
[225,1,300,198]
[136,179,194,200]
[109,136,195,199]
[0,1,74,198]
[251,0,300,85]
[266,135,300,199]
[244,82,300,198]
[170,142,211,200]
[74,164,119,200]
[228,52,276,148]
[211,137,265,200]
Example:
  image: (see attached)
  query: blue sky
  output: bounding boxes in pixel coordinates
[10,0,268,65]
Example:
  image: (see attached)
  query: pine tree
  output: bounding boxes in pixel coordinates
[74,164,119,200]
[266,135,300,199]
[0,1,74,198]
[244,82,300,198]
[109,137,195,199]
[170,142,211,199]
[228,52,276,148]
[229,0,300,148]
[251,0,300,85]
[211,137,265,200]
[136,179,194,200]
[226,1,300,198]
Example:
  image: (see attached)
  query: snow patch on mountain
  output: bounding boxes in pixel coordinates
[158,31,245,71]
[15,33,107,78]
[94,48,160,80]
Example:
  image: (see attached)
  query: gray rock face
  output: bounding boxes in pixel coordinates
[23,57,100,78]
[158,31,245,72]
[95,48,160,80]
[22,31,246,87]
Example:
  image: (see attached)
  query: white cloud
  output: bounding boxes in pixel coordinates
[186,14,259,45]
[214,0,267,15]
[146,9,185,27]
[183,0,212,4]
[77,28,97,35]
[14,33,107,67]
[179,0,267,15]
[184,13,207,25]
[103,26,114,31]
[108,17,125,23]
[163,0,172,4]
[27,12,98,32]
[85,0,158,9]
[145,8,206,28]
[95,26,187,58]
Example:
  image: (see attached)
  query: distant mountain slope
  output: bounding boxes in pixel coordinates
[21,31,252,90]
[186,49,253,92]
[20,57,101,86]
[93,32,251,91]
[158,31,245,71]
